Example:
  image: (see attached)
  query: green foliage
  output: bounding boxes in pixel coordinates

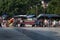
[0,0,60,16]
[0,0,42,16]
[47,0,60,14]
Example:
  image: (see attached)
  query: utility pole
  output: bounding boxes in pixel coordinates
[36,5,38,17]
[35,3,40,17]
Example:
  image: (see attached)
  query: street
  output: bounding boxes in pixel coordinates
[0,27,60,40]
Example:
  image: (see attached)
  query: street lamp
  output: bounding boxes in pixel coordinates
[41,1,48,14]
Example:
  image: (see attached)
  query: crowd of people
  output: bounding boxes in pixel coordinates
[0,16,60,27]
[0,16,25,27]
[35,19,60,27]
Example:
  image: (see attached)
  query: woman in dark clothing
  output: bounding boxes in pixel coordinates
[0,23,2,27]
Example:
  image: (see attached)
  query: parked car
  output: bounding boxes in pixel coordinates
[13,15,36,27]
[24,15,36,27]
[36,14,60,27]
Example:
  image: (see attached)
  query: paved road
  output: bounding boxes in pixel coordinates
[0,27,60,40]
[0,28,32,40]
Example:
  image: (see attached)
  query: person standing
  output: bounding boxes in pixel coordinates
[9,18,14,27]
[20,18,25,27]
[0,17,2,27]
[44,19,49,27]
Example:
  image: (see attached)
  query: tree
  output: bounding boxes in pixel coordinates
[0,0,42,16]
[47,0,60,14]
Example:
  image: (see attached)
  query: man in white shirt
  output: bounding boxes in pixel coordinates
[44,19,49,27]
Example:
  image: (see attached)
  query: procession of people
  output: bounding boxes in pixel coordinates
[0,14,60,28]
[0,16,60,28]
